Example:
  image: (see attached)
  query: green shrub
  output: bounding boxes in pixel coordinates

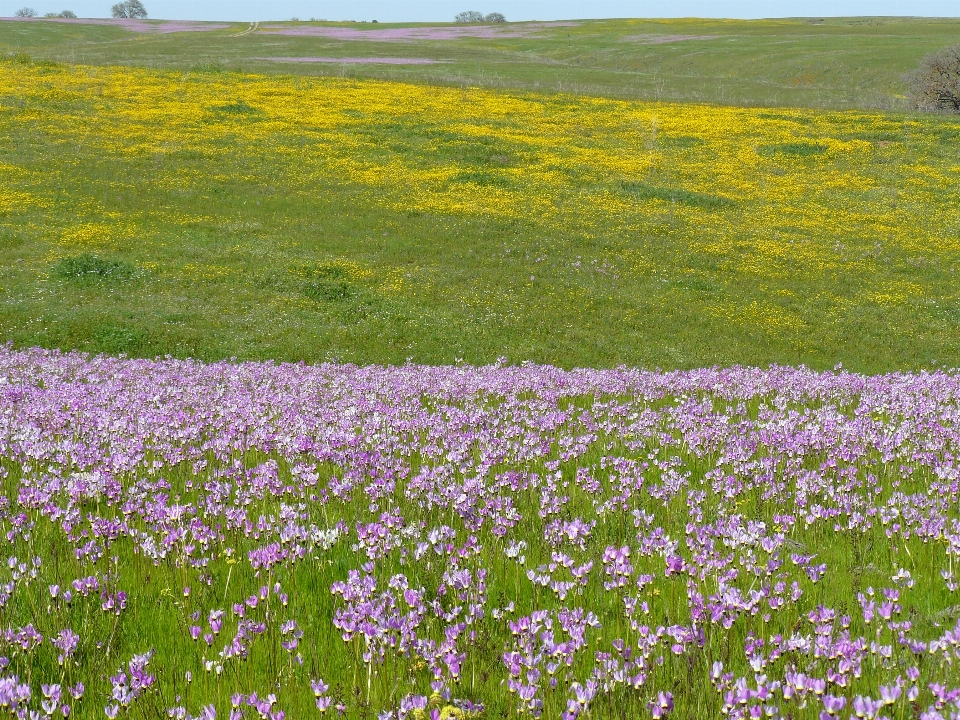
[208,100,260,115]
[303,265,356,302]
[620,181,735,209]
[757,142,829,157]
[452,169,512,187]
[52,254,136,282]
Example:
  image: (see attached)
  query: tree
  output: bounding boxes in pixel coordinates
[484,12,506,22]
[454,10,483,23]
[906,45,960,113]
[14,7,37,16]
[111,0,147,19]
[44,10,77,16]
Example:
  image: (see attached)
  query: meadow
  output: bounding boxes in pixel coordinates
[3,16,960,109]
[2,14,960,720]
[0,47,959,372]
[2,347,960,720]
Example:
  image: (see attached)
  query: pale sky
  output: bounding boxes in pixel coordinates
[2,0,955,23]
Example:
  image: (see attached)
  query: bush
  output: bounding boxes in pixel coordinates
[484,12,506,22]
[303,265,356,302]
[43,10,77,17]
[208,100,260,115]
[111,0,147,19]
[52,254,136,282]
[906,45,960,113]
[454,10,483,23]
[14,7,37,17]
[756,141,829,158]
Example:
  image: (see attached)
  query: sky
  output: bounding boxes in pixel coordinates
[2,0,955,23]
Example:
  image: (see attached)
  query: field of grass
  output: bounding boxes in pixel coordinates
[4,14,960,720]
[3,17,960,109]
[1,46,960,372]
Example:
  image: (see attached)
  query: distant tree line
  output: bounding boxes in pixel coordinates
[16,6,76,16]
[455,11,506,23]
[13,4,145,18]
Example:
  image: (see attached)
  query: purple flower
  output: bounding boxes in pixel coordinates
[650,691,674,718]
[52,629,80,665]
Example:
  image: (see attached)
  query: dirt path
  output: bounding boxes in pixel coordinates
[233,21,259,37]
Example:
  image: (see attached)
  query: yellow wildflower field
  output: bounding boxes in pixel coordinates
[1,60,959,369]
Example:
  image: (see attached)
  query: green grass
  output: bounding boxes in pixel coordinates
[52,254,138,282]
[0,21,959,372]
[2,16,960,110]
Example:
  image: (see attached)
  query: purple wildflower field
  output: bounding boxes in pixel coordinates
[1,346,960,719]
[256,22,579,41]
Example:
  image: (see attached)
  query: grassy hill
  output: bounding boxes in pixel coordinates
[2,16,960,109]
[1,18,959,372]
